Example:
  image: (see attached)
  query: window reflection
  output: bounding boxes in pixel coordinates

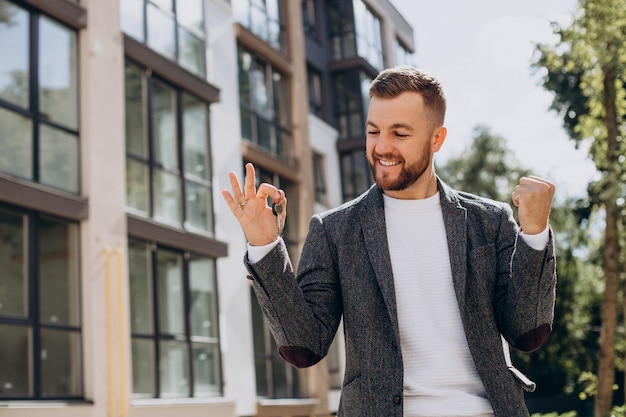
[353,0,383,70]
[124,62,214,234]
[120,0,144,41]
[39,125,79,193]
[40,329,82,396]
[157,249,184,335]
[147,3,176,60]
[0,207,82,400]
[0,324,31,396]
[0,1,79,194]
[38,216,80,326]
[0,1,29,108]
[237,47,293,162]
[0,209,27,318]
[39,16,78,129]
[0,107,32,179]
[121,0,206,77]
[128,241,222,398]
[233,0,286,52]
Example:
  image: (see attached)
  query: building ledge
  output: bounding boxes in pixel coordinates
[257,398,320,417]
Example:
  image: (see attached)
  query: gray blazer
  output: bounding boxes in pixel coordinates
[245,179,556,417]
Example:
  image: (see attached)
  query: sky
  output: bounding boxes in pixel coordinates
[390,0,597,200]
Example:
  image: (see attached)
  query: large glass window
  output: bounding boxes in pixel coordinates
[333,69,371,140]
[340,150,372,202]
[233,0,286,53]
[238,46,293,163]
[128,239,222,398]
[124,61,214,234]
[302,0,319,39]
[0,205,82,399]
[312,152,328,206]
[0,0,79,193]
[307,66,323,118]
[328,0,383,71]
[250,287,303,398]
[353,0,383,71]
[120,0,206,77]
[394,37,414,67]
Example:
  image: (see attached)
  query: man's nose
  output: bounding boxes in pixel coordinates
[375,131,393,153]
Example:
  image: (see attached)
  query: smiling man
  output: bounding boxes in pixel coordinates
[222,66,557,417]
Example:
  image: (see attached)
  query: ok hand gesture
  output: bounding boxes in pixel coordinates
[221,163,286,246]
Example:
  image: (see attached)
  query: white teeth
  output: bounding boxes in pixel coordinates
[379,159,400,166]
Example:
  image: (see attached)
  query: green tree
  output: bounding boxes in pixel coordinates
[534,0,626,414]
[437,125,530,202]
[439,126,604,406]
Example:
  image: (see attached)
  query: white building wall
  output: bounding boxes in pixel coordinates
[206,1,257,416]
[308,114,342,214]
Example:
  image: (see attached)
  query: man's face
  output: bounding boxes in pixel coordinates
[365,92,445,199]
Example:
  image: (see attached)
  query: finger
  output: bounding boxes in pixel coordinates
[228,171,245,204]
[519,176,555,191]
[221,189,241,215]
[257,182,281,202]
[243,163,257,200]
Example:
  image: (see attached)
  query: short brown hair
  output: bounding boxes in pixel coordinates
[369,66,446,128]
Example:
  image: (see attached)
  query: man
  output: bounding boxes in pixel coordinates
[222,66,556,417]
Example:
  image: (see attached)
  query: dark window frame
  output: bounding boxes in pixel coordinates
[237,45,294,164]
[128,238,223,399]
[0,0,81,196]
[124,58,218,237]
[121,0,207,78]
[0,202,83,400]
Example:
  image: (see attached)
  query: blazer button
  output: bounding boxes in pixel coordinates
[393,395,401,405]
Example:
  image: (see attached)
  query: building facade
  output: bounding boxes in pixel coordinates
[0,0,413,416]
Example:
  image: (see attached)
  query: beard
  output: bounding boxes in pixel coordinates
[367,146,432,191]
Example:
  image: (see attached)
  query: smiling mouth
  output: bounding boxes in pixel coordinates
[378,158,401,167]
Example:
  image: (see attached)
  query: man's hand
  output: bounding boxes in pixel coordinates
[512,176,555,235]
[222,163,286,246]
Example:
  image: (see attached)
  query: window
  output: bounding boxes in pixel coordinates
[128,239,222,398]
[250,285,304,398]
[328,0,383,70]
[233,0,286,53]
[340,150,372,202]
[307,66,323,118]
[238,46,293,163]
[120,0,206,77]
[353,0,383,70]
[0,205,82,399]
[333,69,371,140]
[394,37,414,66]
[302,0,318,39]
[0,0,79,194]
[124,61,214,234]
[328,0,357,61]
[312,152,328,206]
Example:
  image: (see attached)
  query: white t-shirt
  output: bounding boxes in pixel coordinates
[384,193,493,416]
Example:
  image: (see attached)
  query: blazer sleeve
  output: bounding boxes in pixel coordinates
[494,206,557,352]
[244,214,343,368]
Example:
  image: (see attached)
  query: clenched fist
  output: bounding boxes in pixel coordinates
[511,176,555,235]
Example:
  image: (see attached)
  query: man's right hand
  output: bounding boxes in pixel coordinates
[221,163,287,246]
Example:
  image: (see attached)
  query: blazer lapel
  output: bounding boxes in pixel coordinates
[360,186,401,341]
[439,180,468,313]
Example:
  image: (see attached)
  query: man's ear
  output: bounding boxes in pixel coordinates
[432,126,447,152]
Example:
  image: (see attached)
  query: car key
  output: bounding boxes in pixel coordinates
[272,201,283,236]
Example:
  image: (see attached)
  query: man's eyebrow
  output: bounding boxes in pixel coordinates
[366,120,413,131]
